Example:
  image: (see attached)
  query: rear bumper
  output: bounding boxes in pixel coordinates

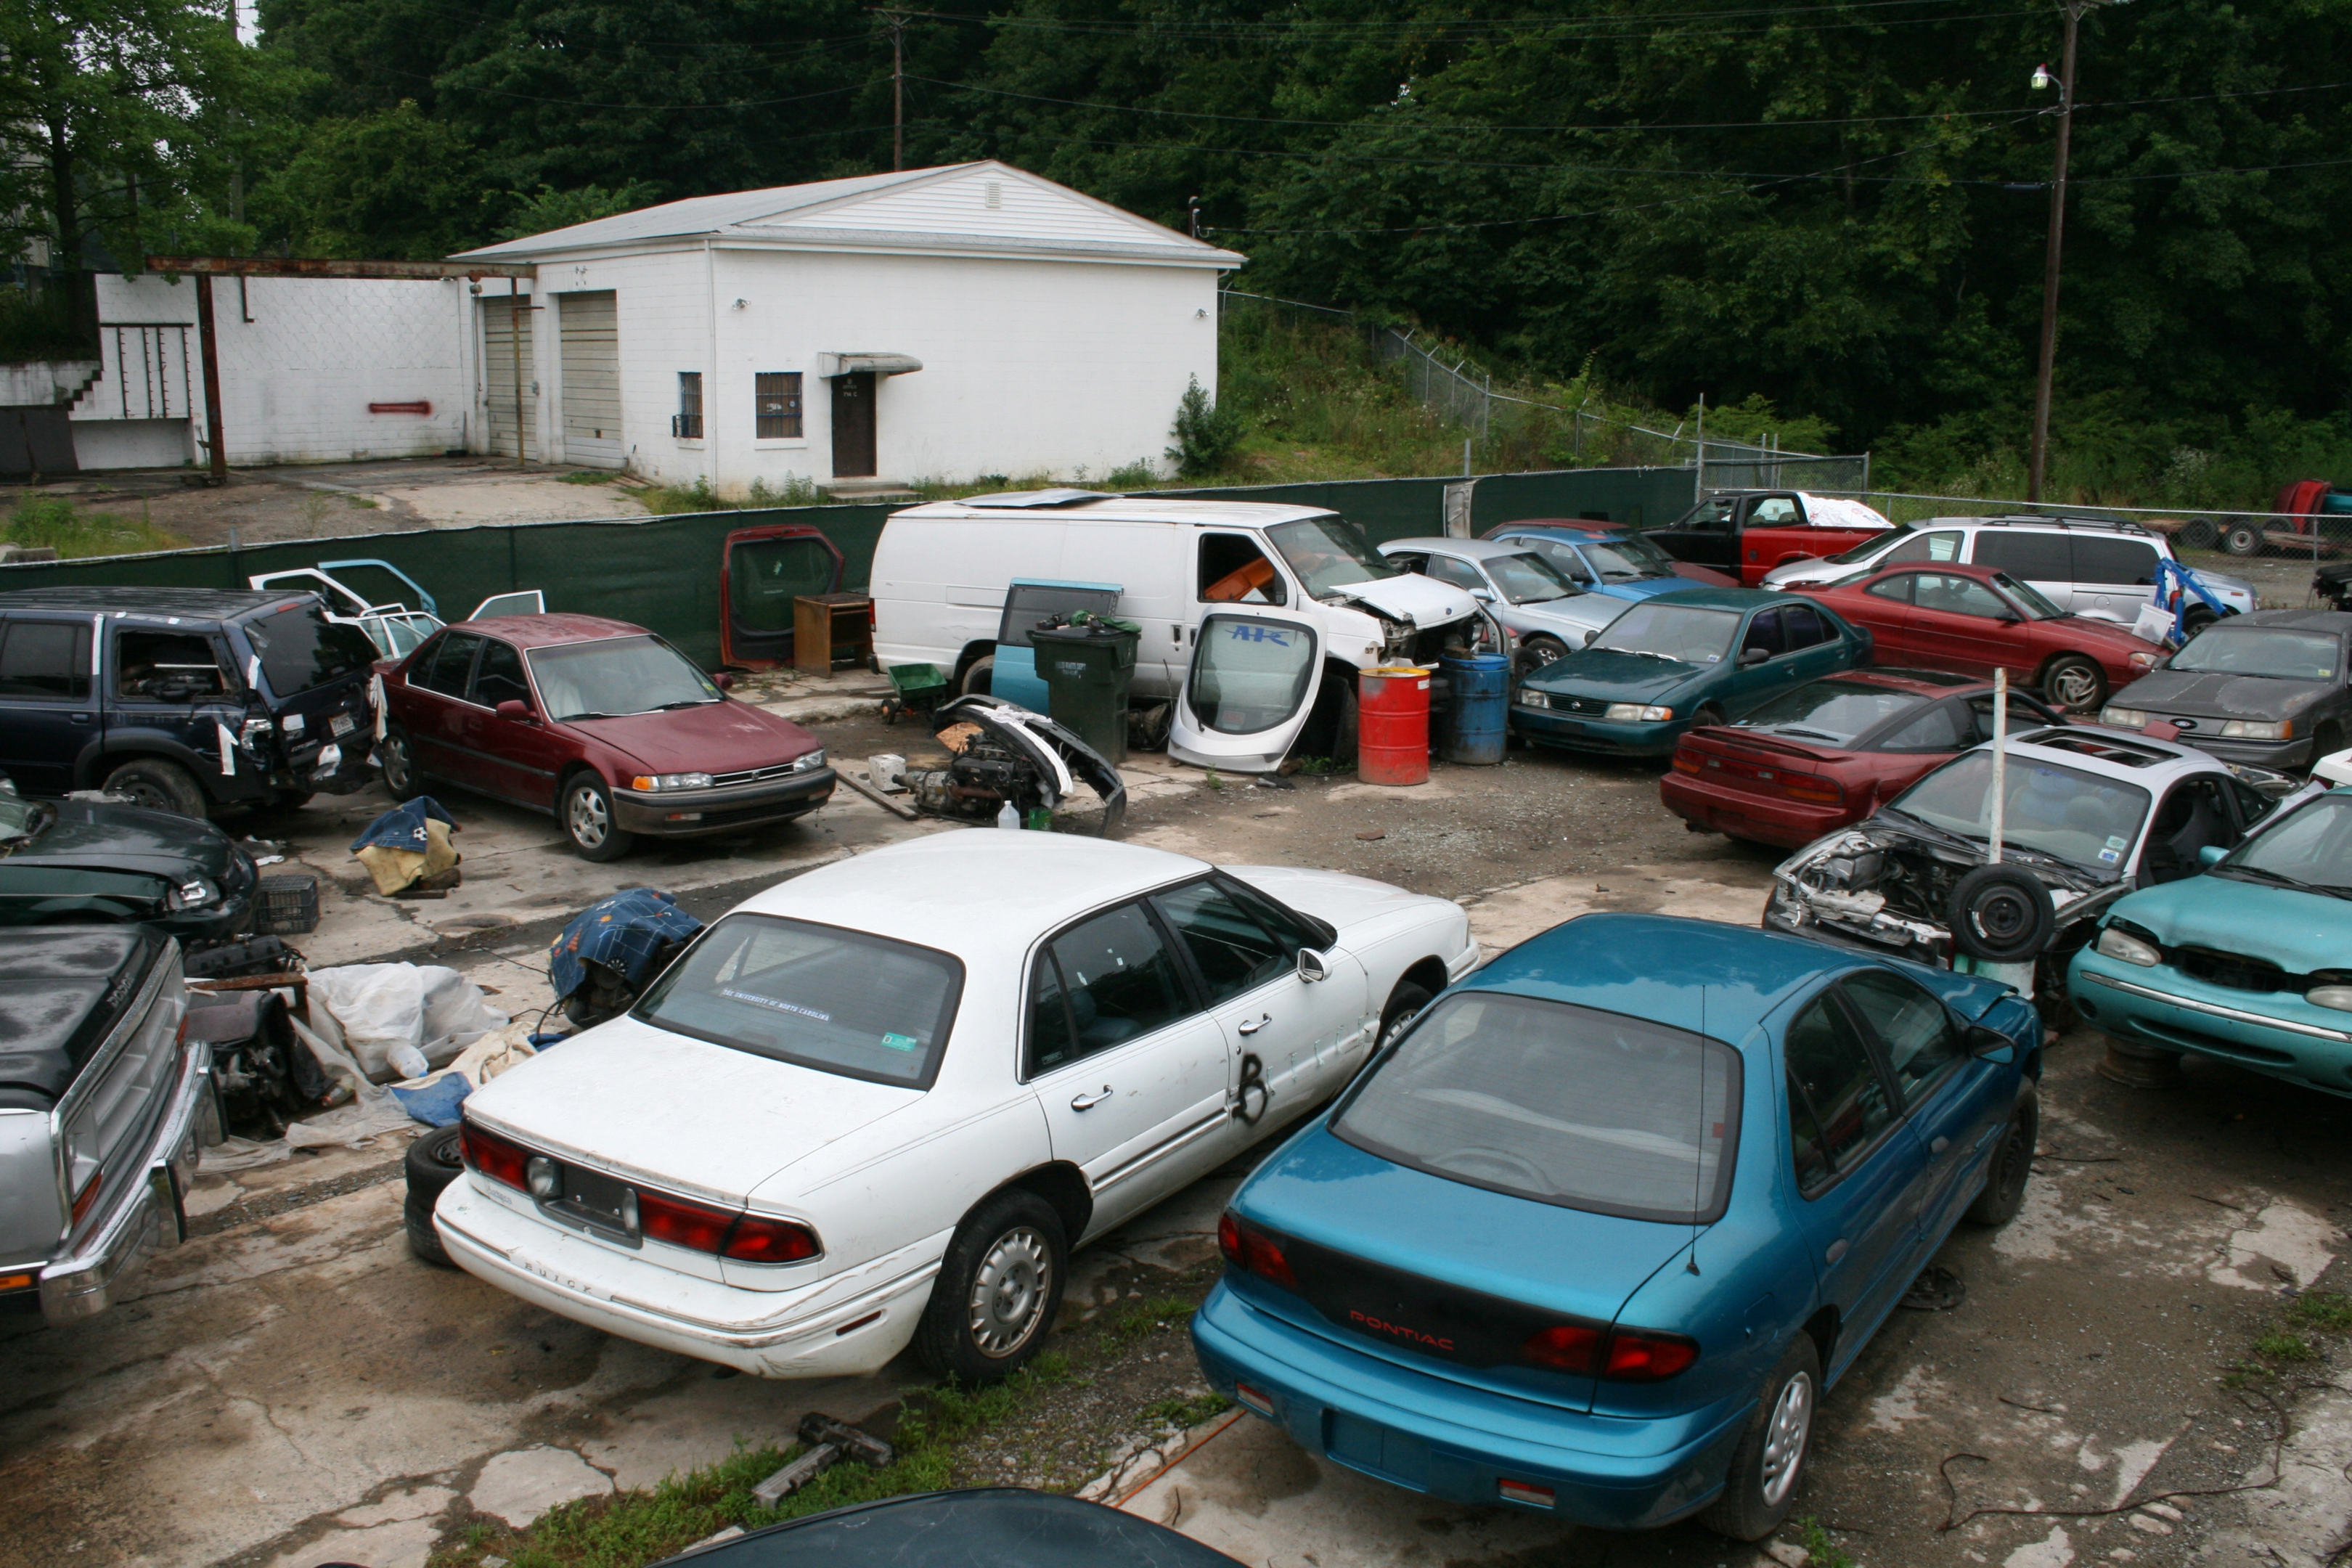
[1659,773,1849,849]
[38,1040,216,1326]
[1190,1281,1748,1529]
[613,769,835,836]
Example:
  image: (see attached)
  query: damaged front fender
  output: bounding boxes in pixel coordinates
[921,695,1127,837]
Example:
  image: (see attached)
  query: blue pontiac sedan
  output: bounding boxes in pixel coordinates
[1191,914,2039,1539]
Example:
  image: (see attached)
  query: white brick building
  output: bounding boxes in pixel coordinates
[450,160,1244,493]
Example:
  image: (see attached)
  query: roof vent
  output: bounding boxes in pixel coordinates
[984,179,1003,210]
[961,489,1118,509]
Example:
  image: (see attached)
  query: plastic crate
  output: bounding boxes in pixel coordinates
[254,873,321,936]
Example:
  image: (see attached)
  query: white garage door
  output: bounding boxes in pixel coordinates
[559,292,622,469]
[482,295,536,462]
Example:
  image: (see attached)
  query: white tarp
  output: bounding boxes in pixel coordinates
[306,963,510,1082]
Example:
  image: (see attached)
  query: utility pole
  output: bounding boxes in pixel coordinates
[2028,0,2124,503]
[883,11,909,171]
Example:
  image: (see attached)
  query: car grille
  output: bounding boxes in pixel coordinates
[1543,695,1610,716]
[708,762,804,788]
[2174,946,2295,992]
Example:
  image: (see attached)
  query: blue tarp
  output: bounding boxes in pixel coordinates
[549,889,704,1000]
[349,796,457,854]
[390,1073,471,1127]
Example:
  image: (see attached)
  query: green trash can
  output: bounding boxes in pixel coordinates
[1030,619,1139,764]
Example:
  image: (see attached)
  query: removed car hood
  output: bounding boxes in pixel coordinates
[2,801,237,881]
[2118,669,2332,721]
[1328,574,1478,629]
[462,1016,920,1205]
[557,699,815,775]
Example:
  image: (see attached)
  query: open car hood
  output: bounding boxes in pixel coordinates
[1328,574,1478,629]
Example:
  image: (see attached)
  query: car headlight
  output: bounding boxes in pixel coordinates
[792,748,828,772]
[2128,650,2161,670]
[1517,689,1551,710]
[2094,923,2162,967]
[2219,719,2290,740]
[165,878,219,911]
[1605,703,1675,722]
[2099,706,2147,729]
[630,772,714,791]
[2308,984,2352,1013]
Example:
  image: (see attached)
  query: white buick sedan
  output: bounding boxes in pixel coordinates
[436,832,1479,1380]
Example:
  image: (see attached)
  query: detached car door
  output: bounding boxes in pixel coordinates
[1170,611,1326,773]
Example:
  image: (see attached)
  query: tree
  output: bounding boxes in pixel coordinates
[1168,375,1245,476]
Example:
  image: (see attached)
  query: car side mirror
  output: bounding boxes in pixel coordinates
[1966,1024,2017,1061]
[713,672,735,691]
[1739,647,1771,666]
[2198,844,2228,867]
[1297,948,1328,984]
[1471,589,1496,603]
[494,698,535,722]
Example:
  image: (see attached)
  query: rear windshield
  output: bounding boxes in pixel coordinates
[1333,992,1740,1224]
[1739,679,1925,745]
[243,603,378,696]
[633,914,963,1088]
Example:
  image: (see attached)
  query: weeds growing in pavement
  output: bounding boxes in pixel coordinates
[4,494,184,558]
[2287,1291,2352,1333]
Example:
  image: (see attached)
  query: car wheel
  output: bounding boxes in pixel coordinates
[1377,981,1434,1050]
[1966,1084,2039,1228]
[1948,865,2055,963]
[915,1188,1069,1381]
[102,756,209,817]
[2179,518,2219,551]
[560,772,635,862]
[2222,522,2264,557]
[1511,635,1570,681]
[404,1124,465,1267]
[379,723,422,799]
[1691,704,1726,730]
[1702,1334,1822,1541]
[960,655,996,698]
[2041,655,2107,713]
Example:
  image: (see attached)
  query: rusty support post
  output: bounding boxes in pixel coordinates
[195,274,228,486]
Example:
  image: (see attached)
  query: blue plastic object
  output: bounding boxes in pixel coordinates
[390,1072,470,1127]
[1439,654,1510,764]
[549,888,704,1001]
[349,795,456,853]
[989,580,1122,713]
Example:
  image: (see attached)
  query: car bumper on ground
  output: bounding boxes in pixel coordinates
[1511,706,1686,758]
[1190,1281,1749,1530]
[434,1175,936,1377]
[37,1040,216,1326]
[1659,773,1849,849]
[2070,950,2352,1097]
[612,768,836,837]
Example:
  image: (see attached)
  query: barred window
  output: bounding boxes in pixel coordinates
[674,372,703,438]
[756,372,803,438]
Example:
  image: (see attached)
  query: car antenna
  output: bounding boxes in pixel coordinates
[1688,982,1705,1275]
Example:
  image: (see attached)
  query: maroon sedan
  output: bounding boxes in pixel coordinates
[376,614,833,860]
[1662,669,2067,848]
[1797,560,2162,711]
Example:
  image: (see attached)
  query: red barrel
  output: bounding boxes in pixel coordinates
[1358,666,1432,785]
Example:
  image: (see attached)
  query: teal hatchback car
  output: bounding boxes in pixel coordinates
[1511,589,1872,757]
[2070,787,2352,1097]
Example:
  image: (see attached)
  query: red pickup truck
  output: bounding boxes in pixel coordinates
[1641,490,1892,585]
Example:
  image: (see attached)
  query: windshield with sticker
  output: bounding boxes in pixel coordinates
[634,914,964,1087]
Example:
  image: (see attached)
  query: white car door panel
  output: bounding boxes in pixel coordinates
[1170,610,1326,772]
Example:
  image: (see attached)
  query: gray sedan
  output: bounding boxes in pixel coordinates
[2098,608,2352,769]
[1378,537,1629,676]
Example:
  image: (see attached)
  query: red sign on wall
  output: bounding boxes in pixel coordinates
[368,401,432,415]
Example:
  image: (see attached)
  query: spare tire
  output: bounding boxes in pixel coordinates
[404,1124,465,1267]
[1948,865,2054,963]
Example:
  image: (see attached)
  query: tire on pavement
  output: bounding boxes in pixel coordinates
[102,756,209,818]
[914,1188,1069,1382]
[379,723,423,799]
[560,771,634,862]
[2040,654,2107,713]
[1702,1333,1823,1540]
[1966,1082,2039,1227]
[404,1124,465,1267]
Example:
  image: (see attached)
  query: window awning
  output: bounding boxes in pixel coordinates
[817,352,923,378]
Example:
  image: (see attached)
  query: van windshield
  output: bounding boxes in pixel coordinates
[1266,515,1397,598]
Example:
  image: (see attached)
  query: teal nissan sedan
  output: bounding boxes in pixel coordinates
[2070,786,2352,1097]
[1511,589,1872,757]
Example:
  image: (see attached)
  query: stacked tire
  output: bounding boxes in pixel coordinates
[404,1125,465,1267]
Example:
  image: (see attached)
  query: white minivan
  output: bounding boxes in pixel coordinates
[870,490,1483,772]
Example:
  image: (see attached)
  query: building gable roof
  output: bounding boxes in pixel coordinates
[451,161,1244,269]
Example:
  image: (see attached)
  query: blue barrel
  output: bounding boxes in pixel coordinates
[1439,654,1509,764]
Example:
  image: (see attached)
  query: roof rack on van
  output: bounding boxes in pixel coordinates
[960,489,1120,509]
[1975,514,2152,537]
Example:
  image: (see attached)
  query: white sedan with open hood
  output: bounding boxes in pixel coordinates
[436,832,1478,1380]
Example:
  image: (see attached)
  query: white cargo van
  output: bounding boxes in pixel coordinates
[870,490,1483,772]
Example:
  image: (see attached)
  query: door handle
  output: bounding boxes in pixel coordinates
[70,712,91,724]
[1932,1136,1951,1155]
[1237,1013,1270,1035]
[1070,1086,1112,1111]
[1825,1238,1850,1265]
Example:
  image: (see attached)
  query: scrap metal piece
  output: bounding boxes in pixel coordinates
[910,694,1127,836]
[748,1412,896,1507]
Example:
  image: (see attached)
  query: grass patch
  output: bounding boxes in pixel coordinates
[1144,1391,1233,1429]
[4,494,185,559]
[346,494,380,508]
[2253,1329,2319,1364]
[2287,1291,2352,1333]
[558,470,613,485]
[641,474,827,514]
[1113,1297,1197,1342]
[1797,1516,1860,1568]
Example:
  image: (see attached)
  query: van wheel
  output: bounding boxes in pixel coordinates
[560,773,634,862]
[915,1189,1068,1381]
[103,757,208,817]
[1702,1335,1821,1540]
[960,656,995,698]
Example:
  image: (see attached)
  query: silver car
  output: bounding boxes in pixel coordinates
[1378,537,1629,675]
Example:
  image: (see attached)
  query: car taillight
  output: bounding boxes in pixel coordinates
[1781,775,1843,806]
[635,1188,738,1252]
[1670,751,1702,774]
[1217,1212,1298,1290]
[723,1213,822,1263]
[1521,1322,1699,1381]
[461,1121,531,1191]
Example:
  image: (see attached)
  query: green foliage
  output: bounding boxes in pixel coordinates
[253,100,489,259]
[0,288,92,364]
[1102,460,1160,490]
[5,495,186,559]
[2253,1329,2318,1364]
[2288,1291,2352,1333]
[1798,1516,1861,1568]
[497,182,662,243]
[1167,375,1247,478]
[1145,1391,1233,1429]
[558,471,613,486]
[641,474,825,514]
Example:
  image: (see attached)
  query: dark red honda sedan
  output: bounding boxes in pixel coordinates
[376,614,833,860]
[1660,668,2065,848]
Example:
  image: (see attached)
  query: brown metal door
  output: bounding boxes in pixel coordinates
[830,372,875,477]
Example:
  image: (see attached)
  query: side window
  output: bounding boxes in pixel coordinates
[1866,573,1916,605]
[1781,603,1831,650]
[1741,608,1787,660]
[1152,878,1289,1003]
[115,629,229,702]
[1200,534,1286,607]
[1527,540,1593,582]
[1749,497,1799,527]
[417,632,483,698]
[2226,776,2277,832]
[2141,778,2233,884]
[1878,701,1967,754]
[1425,555,1487,594]
[1028,950,1081,1074]
[1839,971,1964,1109]
[1783,995,1895,1195]
[1387,552,1430,573]
[0,619,91,700]
[471,639,531,709]
[1971,531,2073,582]
[1683,498,1737,534]
[1961,693,2057,744]
[1028,902,1191,1073]
[1220,875,1323,955]
[1914,573,2011,620]
[2073,537,2160,587]
[1886,530,1963,565]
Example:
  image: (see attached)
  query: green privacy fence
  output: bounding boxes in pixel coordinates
[0,466,1699,668]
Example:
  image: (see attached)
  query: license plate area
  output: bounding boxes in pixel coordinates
[330,711,356,738]
[541,1161,642,1247]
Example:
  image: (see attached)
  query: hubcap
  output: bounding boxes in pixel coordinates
[2051,667,2098,708]
[1970,889,2033,943]
[1759,1369,1815,1506]
[568,785,608,847]
[384,738,411,791]
[1379,1006,1423,1049]
[967,1225,1051,1357]
[121,780,171,810]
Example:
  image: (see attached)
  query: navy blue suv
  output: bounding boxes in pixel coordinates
[0,588,378,817]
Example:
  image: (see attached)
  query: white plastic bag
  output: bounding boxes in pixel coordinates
[307,963,510,1082]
